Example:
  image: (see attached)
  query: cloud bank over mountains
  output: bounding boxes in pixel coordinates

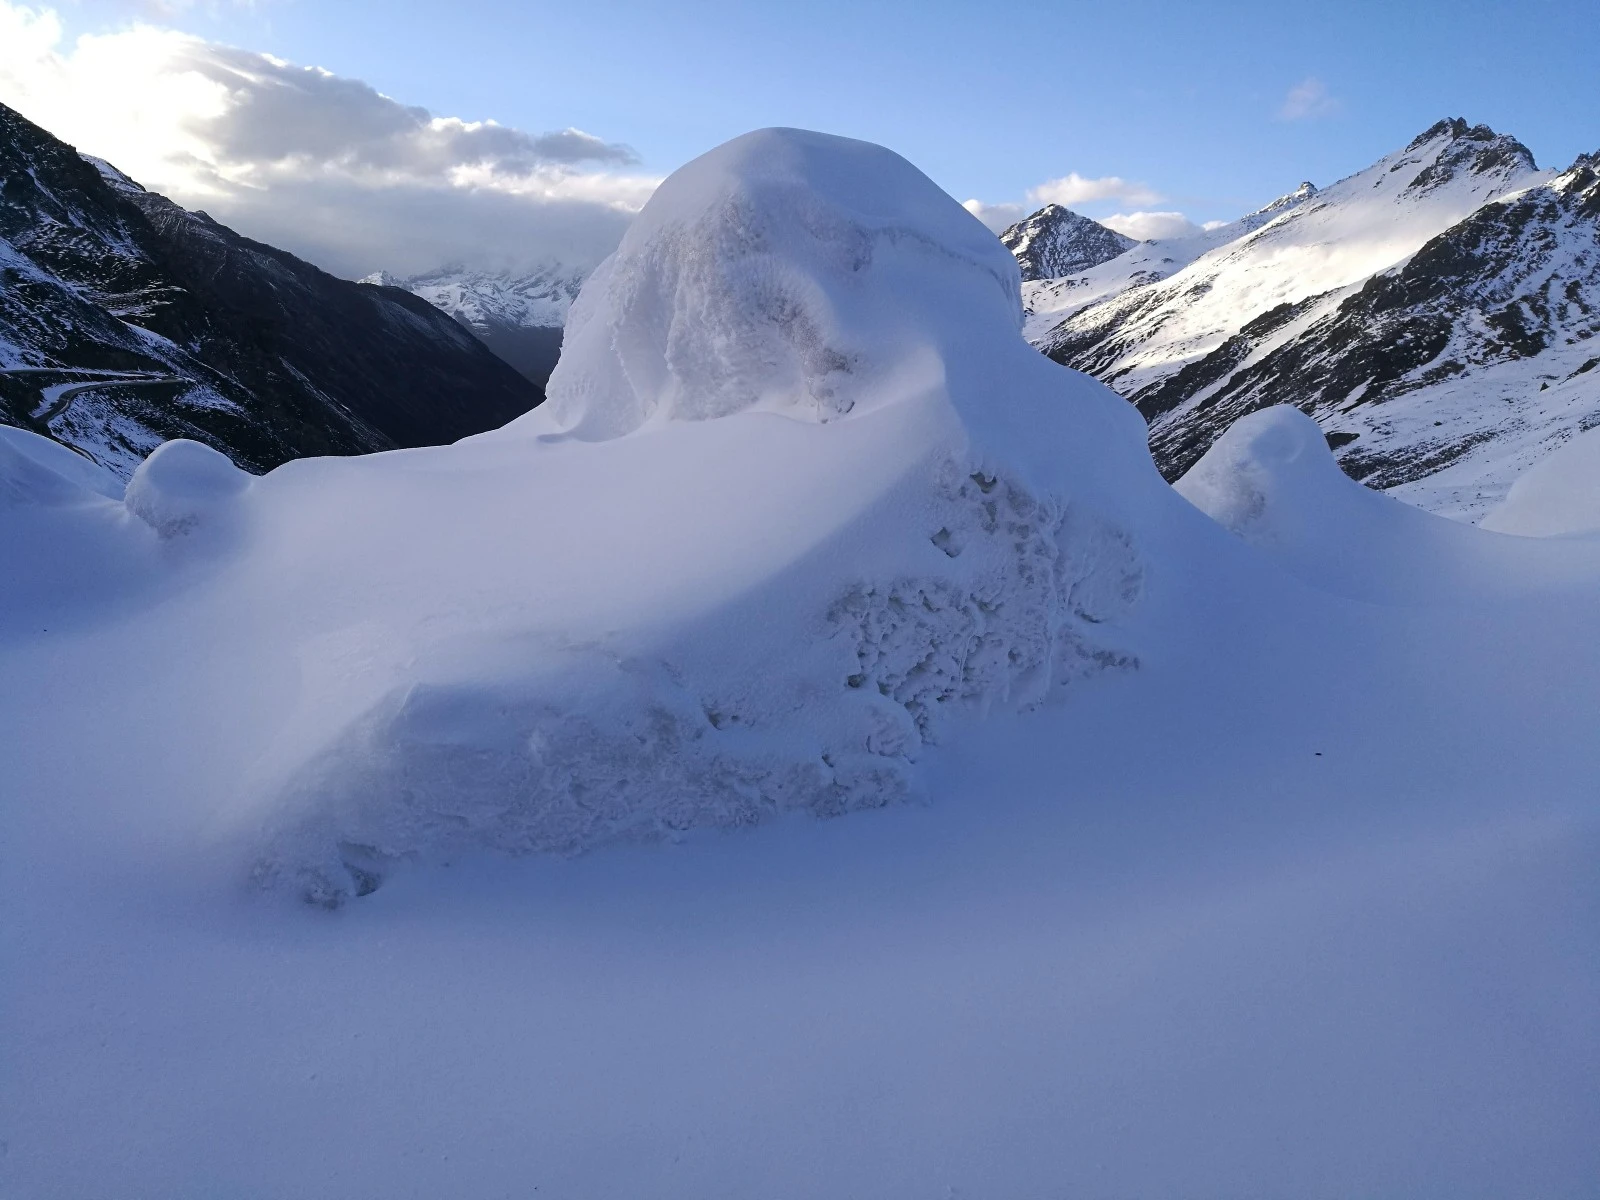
[0,1,661,277]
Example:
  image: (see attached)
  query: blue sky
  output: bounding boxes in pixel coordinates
[68,0,1600,216]
[5,0,1596,275]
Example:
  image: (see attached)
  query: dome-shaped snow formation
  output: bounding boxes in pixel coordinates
[1173,405,1600,603]
[1174,406,1348,543]
[124,439,251,539]
[540,128,1026,440]
[243,128,1162,904]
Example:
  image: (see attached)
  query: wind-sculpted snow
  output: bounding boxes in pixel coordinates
[196,128,1155,901]
[541,128,1026,439]
[1176,405,1600,602]
[251,443,1144,903]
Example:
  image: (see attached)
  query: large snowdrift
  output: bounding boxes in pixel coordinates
[1175,405,1600,602]
[4,129,1161,904]
[4,129,1599,1199]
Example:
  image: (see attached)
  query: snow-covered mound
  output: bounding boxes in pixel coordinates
[1482,423,1600,537]
[9,128,1600,1198]
[95,127,1154,903]
[542,129,1037,440]
[1176,405,1600,602]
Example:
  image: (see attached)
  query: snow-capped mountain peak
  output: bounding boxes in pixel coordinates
[998,204,1136,282]
[1020,118,1596,521]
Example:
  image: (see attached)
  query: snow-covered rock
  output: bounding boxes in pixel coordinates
[123,438,251,540]
[1176,404,1600,602]
[543,128,1034,438]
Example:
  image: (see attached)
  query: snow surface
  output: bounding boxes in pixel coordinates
[4,128,1599,1199]
[1482,420,1600,536]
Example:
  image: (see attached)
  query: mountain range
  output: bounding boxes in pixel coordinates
[0,101,541,478]
[1009,119,1600,520]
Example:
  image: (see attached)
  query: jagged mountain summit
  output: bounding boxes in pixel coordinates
[359,264,589,388]
[0,102,541,478]
[999,204,1135,282]
[1013,118,1596,519]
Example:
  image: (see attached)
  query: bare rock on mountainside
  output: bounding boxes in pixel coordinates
[0,102,542,478]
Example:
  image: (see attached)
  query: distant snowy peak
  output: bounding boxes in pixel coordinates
[1240,180,1318,229]
[361,265,589,332]
[360,264,594,388]
[1400,118,1537,192]
[999,205,1136,283]
[1015,182,1319,342]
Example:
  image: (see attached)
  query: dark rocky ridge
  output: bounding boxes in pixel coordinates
[0,101,542,476]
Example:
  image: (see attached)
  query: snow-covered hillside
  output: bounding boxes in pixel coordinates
[4,127,1599,1199]
[363,263,590,386]
[0,102,539,478]
[1019,181,1319,343]
[1015,119,1600,520]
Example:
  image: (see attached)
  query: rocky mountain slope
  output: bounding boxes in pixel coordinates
[364,264,588,388]
[1016,120,1600,520]
[1019,182,1318,344]
[998,204,1134,281]
[0,101,541,478]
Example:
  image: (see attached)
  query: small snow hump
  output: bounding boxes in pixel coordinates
[124,439,251,540]
[540,127,1025,440]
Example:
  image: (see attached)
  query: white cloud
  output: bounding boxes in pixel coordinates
[962,170,1167,236]
[1278,76,1340,122]
[961,198,1027,233]
[1025,172,1161,210]
[0,2,660,276]
[1098,211,1205,241]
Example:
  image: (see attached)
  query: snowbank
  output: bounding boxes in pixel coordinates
[1175,405,1600,602]
[1482,423,1600,537]
[218,128,1159,901]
